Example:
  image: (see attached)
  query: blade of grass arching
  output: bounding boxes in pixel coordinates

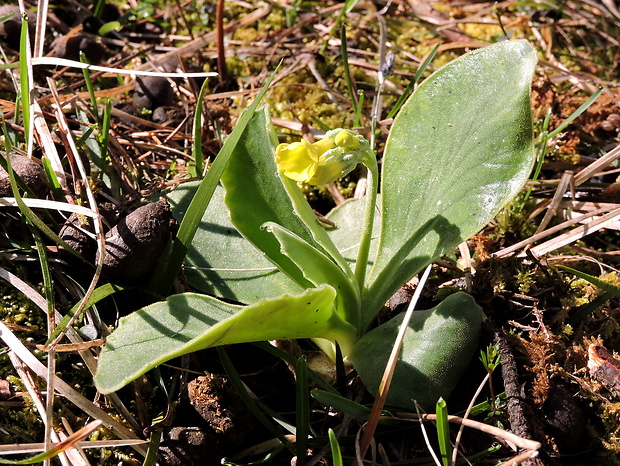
[295,357,309,466]
[311,389,371,420]
[547,87,602,139]
[386,43,439,120]
[216,347,294,453]
[340,25,358,114]
[80,52,100,124]
[328,429,343,466]
[188,78,209,177]
[44,283,125,346]
[522,109,552,204]
[435,398,451,466]
[149,64,281,295]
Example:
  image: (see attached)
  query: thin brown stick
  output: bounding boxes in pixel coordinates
[216,0,228,84]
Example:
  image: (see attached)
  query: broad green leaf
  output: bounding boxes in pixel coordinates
[221,106,352,286]
[98,20,122,36]
[364,40,537,327]
[349,292,483,410]
[166,183,301,303]
[95,285,357,394]
[265,222,359,325]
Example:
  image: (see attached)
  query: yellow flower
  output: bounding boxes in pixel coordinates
[275,139,320,182]
[275,129,371,186]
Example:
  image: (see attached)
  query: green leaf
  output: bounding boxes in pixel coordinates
[221,106,352,286]
[558,265,620,295]
[364,40,537,327]
[95,285,357,394]
[349,292,483,410]
[98,20,122,36]
[166,183,301,303]
[265,222,359,325]
[328,428,343,466]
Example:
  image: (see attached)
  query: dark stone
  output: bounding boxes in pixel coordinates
[133,76,174,110]
[152,106,184,125]
[544,382,586,453]
[59,202,119,263]
[96,199,178,281]
[49,33,105,63]
[0,5,32,50]
[59,212,95,262]
[0,155,50,199]
[158,426,222,466]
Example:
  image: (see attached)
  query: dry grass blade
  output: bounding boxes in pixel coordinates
[533,170,574,236]
[494,206,616,258]
[528,207,620,258]
[0,197,100,216]
[0,438,148,455]
[395,412,542,452]
[7,351,75,466]
[0,321,146,455]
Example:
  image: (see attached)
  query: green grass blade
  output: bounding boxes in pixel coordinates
[142,430,161,466]
[1,132,80,257]
[435,398,451,466]
[386,43,439,120]
[311,389,371,419]
[295,357,309,465]
[568,291,615,326]
[30,225,54,316]
[328,429,343,466]
[547,87,602,139]
[80,52,101,124]
[100,100,112,170]
[149,64,281,295]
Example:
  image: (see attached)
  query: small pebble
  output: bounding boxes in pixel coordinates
[0,5,32,50]
[97,199,177,281]
[49,33,105,63]
[0,155,50,199]
[133,76,174,110]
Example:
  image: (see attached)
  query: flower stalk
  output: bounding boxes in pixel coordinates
[354,153,378,291]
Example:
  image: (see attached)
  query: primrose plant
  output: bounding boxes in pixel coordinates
[95,40,537,409]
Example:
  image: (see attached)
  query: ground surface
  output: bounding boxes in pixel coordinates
[1,0,620,465]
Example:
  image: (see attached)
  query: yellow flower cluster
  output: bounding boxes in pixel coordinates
[275,129,371,186]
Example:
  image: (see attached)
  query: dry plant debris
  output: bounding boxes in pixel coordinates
[1,0,620,465]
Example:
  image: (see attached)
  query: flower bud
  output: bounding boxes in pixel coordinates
[275,129,371,186]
